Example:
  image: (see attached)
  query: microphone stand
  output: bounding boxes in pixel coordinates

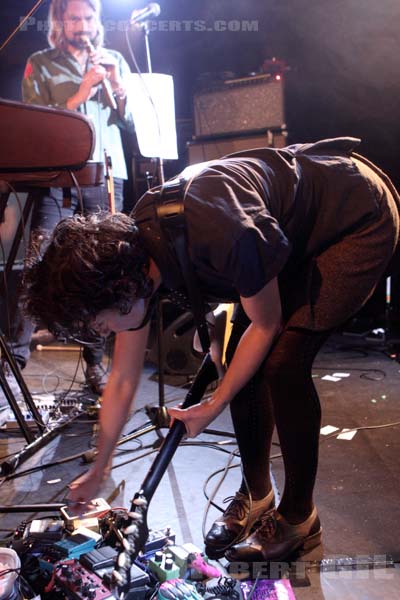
[138,17,168,426]
[141,19,165,185]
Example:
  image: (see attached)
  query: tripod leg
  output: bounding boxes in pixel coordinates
[0,332,46,433]
[0,359,34,443]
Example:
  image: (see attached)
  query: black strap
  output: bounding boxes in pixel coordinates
[156,178,210,353]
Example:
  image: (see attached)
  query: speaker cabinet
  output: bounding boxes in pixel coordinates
[187,129,287,165]
[147,311,201,376]
[193,75,285,138]
[146,304,234,376]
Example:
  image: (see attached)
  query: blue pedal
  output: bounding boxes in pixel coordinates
[54,533,97,559]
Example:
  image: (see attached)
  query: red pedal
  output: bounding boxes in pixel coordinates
[55,559,115,599]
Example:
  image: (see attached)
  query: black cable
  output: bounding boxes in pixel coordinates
[68,171,84,213]
[2,423,147,481]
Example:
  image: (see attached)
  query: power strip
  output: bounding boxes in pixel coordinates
[5,395,82,428]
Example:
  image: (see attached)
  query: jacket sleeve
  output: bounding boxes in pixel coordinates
[115,52,134,129]
[21,56,57,106]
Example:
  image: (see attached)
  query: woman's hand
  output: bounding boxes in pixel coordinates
[168,396,226,438]
[68,465,108,512]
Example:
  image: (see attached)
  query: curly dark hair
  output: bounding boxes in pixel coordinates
[22,212,153,340]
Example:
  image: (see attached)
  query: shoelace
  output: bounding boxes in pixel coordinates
[223,494,249,521]
[257,512,278,540]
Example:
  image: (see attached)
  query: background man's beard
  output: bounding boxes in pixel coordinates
[68,34,96,49]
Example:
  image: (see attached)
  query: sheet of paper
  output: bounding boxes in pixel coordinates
[322,375,341,382]
[337,428,357,440]
[320,425,340,435]
[127,73,178,159]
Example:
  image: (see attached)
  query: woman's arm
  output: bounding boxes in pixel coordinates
[69,323,149,504]
[168,277,282,437]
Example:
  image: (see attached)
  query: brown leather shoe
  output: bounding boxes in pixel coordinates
[225,506,322,562]
[204,489,275,559]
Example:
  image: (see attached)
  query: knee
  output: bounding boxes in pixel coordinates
[263,351,302,386]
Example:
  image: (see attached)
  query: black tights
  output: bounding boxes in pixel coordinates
[226,316,331,524]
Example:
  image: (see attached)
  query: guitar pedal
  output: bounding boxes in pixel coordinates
[60,498,111,531]
[55,559,115,599]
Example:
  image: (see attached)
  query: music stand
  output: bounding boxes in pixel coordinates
[127,72,179,170]
[125,72,178,427]
[89,74,231,448]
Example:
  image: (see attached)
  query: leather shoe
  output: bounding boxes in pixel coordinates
[85,363,108,396]
[225,506,322,562]
[204,489,275,559]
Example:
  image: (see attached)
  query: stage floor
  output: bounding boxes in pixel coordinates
[0,333,399,599]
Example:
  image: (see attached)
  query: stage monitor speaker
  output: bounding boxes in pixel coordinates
[187,129,288,165]
[193,75,285,138]
[147,311,201,376]
[146,303,234,376]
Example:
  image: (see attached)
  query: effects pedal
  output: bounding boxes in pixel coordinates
[55,559,115,599]
[144,527,176,553]
[80,545,119,572]
[60,497,111,531]
[157,578,203,600]
[240,579,296,599]
[54,533,97,559]
[27,518,64,541]
[149,550,180,582]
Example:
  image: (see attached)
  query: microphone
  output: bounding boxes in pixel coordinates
[80,35,117,111]
[130,3,161,25]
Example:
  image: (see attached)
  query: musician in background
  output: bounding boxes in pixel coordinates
[7,0,133,394]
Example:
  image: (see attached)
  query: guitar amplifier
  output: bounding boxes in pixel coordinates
[187,128,288,165]
[193,74,285,138]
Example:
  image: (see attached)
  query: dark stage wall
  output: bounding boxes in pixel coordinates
[1,0,400,185]
[1,0,400,323]
[2,0,400,215]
